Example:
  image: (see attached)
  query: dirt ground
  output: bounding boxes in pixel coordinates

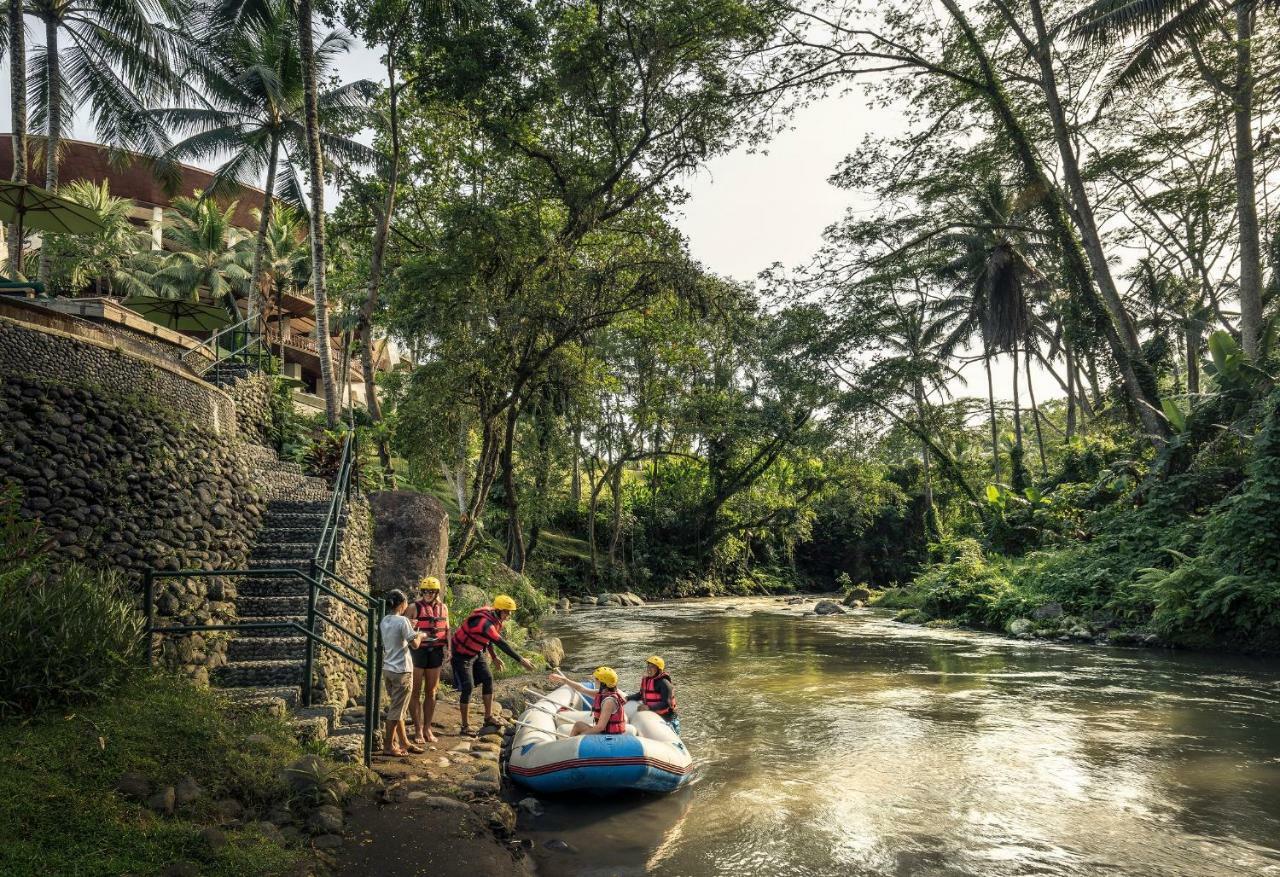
[330,675,549,877]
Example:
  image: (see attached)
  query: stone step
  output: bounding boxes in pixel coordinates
[238,578,312,598]
[228,635,307,661]
[250,541,320,559]
[234,615,306,637]
[238,594,310,616]
[256,525,326,542]
[267,499,339,515]
[213,659,304,688]
[221,685,301,712]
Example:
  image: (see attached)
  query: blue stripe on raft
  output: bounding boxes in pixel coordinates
[510,733,688,794]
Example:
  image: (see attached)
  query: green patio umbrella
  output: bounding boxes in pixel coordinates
[0,181,106,273]
[121,296,233,333]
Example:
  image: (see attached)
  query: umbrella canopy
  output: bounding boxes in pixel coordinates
[0,181,106,237]
[121,296,233,333]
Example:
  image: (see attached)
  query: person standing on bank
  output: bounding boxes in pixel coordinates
[379,589,425,757]
[450,595,535,736]
[627,655,680,735]
[408,576,450,745]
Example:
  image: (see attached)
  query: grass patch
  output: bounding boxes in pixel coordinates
[0,673,313,877]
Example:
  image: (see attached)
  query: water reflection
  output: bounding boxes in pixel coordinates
[525,598,1280,877]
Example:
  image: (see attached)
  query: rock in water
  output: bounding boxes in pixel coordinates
[1006,617,1034,637]
[534,635,565,668]
[517,797,545,817]
[813,600,846,615]
[843,585,872,605]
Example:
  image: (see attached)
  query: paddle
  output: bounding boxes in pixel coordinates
[523,701,575,724]
[548,671,596,709]
[512,718,573,739]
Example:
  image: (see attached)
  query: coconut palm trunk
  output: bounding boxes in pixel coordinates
[1232,4,1264,359]
[37,18,60,285]
[985,349,1001,479]
[8,0,26,273]
[296,0,337,425]
[247,134,280,326]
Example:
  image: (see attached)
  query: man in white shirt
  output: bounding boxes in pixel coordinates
[380,589,424,756]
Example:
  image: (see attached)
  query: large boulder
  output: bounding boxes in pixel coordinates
[1031,602,1063,621]
[842,585,872,606]
[368,490,449,595]
[1006,617,1034,637]
[532,636,565,668]
[813,600,846,615]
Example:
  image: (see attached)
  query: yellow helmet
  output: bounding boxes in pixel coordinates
[593,666,618,687]
[493,594,517,612]
[646,655,665,672]
[418,576,441,591]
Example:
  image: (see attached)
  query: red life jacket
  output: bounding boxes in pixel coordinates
[640,671,676,716]
[413,598,449,646]
[451,608,503,658]
[591,688,627,735]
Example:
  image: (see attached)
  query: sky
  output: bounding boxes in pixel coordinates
[0,36,1062,405]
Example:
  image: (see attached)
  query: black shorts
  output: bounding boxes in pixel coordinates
[450,652,493,701]
[411,645,445,670]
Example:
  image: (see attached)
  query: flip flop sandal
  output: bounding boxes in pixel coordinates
[406,744,425,754]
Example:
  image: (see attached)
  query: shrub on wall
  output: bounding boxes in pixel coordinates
[0,490,143,716]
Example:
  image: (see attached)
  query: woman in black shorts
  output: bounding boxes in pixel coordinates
[408,576,450,744]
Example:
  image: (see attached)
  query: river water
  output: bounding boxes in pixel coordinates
[522,597,1280,877]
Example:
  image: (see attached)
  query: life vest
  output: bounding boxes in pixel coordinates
[413,598,449,646]
[640,671,676,717]
[451,608,503,658]
[591,688,627,735]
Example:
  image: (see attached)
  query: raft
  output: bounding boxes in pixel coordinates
[505,682,692,794]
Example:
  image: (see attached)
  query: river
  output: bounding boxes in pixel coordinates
[521,597,1280,877]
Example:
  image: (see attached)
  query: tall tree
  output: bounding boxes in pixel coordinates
[27,0,179,285]
[141,0,375,322]
[6,0,27,274]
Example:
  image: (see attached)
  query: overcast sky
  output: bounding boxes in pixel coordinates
[1,37,1061,405]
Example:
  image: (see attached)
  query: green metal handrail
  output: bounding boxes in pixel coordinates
[142,430,384,766]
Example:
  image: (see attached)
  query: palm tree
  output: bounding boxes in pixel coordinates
[1070,0,1266,360]
[39,179,152,295]
[254,204,310,360]
[150,194,252,308]
[140,0,375,322]
[5,0,28,275]
[26,0,182,285]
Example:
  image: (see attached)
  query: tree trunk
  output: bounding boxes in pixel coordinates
[1185,317,1201,397]
[1011,342,1026,490]
[1065,344,1077,441]
[247,134,279,326]
[359,53,401,475]
[454,415,501,563]
[297,0,338,425]
[1232,3,1264,359]
[608,464,623,571]
[914,381,936,535]
[9,0,27,275]
[1026,345,1047,476]
[37,17,60,286]
[501,405,525,572]
[942,0,1166,445]
[569,420,582,506]
[985,349,1001,480]
[1022,0,1166,443]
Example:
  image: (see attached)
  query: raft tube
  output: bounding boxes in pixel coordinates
[506,683,692,794]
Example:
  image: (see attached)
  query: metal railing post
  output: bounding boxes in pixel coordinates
[144,569,155,666]
[302,560,318,708]
[371,599,384,756]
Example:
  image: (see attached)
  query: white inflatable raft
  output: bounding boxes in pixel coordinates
[506,683,692,794]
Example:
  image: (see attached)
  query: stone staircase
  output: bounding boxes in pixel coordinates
[212,443,375,756]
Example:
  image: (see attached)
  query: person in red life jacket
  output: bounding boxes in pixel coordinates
[626,655,680,735]
[407,576,450,744]
[450,595,535,736]
[552,667,629,736]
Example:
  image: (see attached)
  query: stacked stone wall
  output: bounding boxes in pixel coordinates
[0,316,236,433]
[313,495,374,706]
[220,371,275,448]
[0,376,263,681]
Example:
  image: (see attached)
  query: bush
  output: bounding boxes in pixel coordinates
[0,492,143,717]
[915,539,1018,627]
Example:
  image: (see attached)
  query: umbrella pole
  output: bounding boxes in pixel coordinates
[13,212,23,276]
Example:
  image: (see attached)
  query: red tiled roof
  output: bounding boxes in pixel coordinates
[0,136,267,229]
